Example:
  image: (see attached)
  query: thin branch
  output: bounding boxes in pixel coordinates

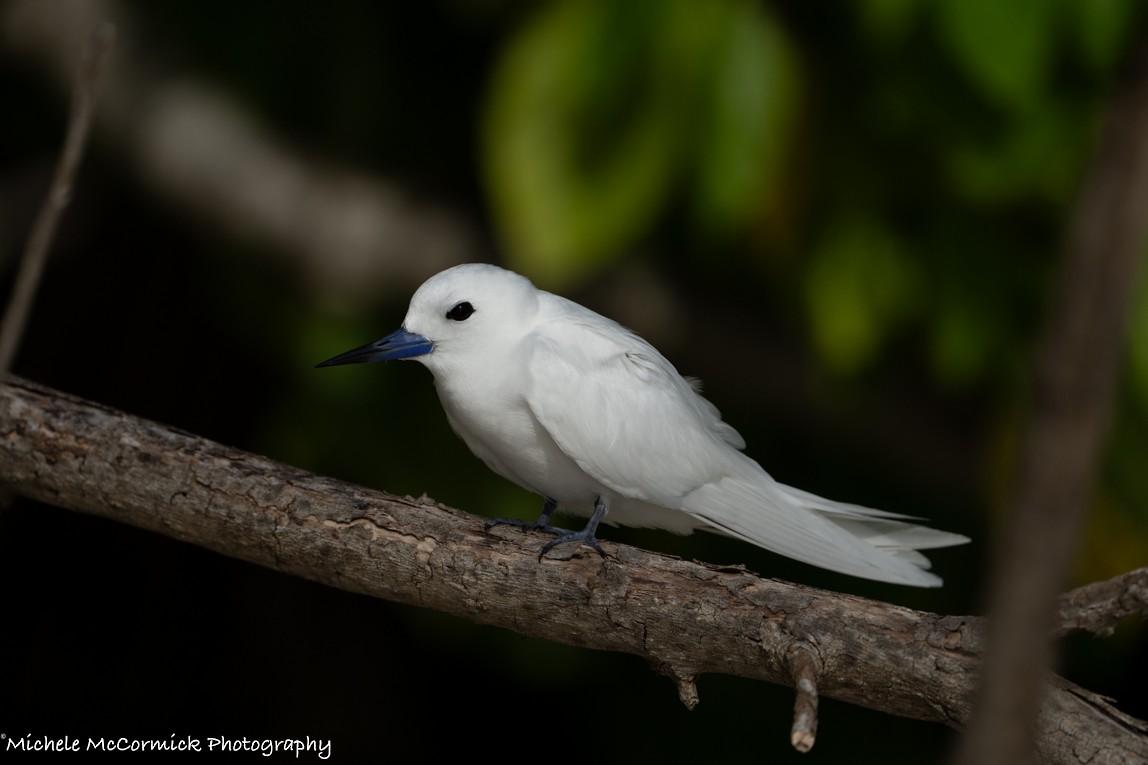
[0,21,114,377]
[1053,568,1148,638]
[0,376,1144,764]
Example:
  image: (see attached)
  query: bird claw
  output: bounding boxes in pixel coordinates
[483,517,607,561]
[538,530,607,561]
[486,495,608,561]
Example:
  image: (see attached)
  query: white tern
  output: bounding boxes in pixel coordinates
[318,263,968,587]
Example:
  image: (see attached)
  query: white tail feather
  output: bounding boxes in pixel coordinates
[683,474,968,587]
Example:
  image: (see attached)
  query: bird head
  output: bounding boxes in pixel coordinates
[316,263,539,373]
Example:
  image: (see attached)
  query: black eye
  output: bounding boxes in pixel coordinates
[446,301,475,321]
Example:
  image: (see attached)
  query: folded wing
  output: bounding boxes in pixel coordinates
[525,299,967,586]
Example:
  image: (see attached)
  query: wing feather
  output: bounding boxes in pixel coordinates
[525,300,738,507]
[524,293,963,587]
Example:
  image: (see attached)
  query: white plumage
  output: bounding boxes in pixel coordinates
[318,263,968,587]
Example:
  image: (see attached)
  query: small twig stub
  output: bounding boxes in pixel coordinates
[785,642,821,753]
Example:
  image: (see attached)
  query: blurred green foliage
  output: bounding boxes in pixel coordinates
[479,0,1131,381]
[484,0,798,285]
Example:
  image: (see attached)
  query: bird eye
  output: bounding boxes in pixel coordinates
[446,301,475,321]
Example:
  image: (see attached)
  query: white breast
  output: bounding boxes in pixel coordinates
[432,372,603,507]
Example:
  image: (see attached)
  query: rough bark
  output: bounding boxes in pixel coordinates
[1,377,1145,764]
[1054,568,1148,638]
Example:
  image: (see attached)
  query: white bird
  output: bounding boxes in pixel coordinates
[318,263,969,587]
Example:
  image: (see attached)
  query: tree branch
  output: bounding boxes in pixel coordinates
[0,376,1144,763]
[1054,568,1148,638]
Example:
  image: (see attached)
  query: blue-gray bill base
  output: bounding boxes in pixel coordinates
[318,263,969,586]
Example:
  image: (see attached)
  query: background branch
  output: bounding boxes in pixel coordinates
[954,29,1148,765]
[0,377,1144,764]
[0,21,113,376]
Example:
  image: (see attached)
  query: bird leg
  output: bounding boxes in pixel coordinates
[537,495,608,561]
[484,496,609,561]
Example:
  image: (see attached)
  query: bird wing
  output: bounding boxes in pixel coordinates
[524,301,743,507]
[525,298,958,586]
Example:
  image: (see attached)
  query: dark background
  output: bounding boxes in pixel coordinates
[2,1,1146,762]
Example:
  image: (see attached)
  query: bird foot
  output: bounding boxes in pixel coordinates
[483,518,607,561]
[484,495,608,561]
[537,527,607,561]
